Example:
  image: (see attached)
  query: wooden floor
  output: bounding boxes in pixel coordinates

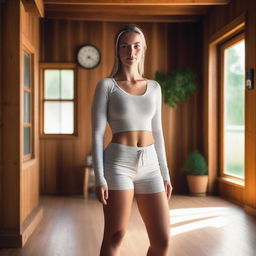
[0,194,256,256]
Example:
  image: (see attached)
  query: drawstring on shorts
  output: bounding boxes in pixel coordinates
[137,149,146,168]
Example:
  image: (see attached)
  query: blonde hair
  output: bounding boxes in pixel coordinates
[109,24,147,78]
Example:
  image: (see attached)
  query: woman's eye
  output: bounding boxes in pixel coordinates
[120,44,140,49]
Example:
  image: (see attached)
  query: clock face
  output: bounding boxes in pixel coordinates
[77,44,101,69]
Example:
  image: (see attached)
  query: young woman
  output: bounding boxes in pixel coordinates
[91,24,173,256]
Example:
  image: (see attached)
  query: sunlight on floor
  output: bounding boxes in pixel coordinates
[169,207,231,236]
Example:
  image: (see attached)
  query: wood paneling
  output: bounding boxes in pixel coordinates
[43,0,231,6]
[244,1,256,213]
[1,0,21,238]
[21,0,44,17]
[45,11,205,23]
[0,1,3,241]
[0,0,43,248]
[166,22,204,194]
[203,0,256,213]
[43,0,231,22]
[20,0,43,240]
[45,4,208,16]
[40,19,203,195]
[45,14,201,23]
[218,180,245,207]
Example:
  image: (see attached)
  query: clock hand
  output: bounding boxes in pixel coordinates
[88,56,97,62]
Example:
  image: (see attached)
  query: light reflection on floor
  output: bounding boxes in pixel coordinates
[169,207,231,236]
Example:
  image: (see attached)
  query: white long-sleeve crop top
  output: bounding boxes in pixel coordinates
[91,77,171,186]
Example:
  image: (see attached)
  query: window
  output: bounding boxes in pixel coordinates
[23,50,34,160]
[220,33,245,180]
[40,63,77,137]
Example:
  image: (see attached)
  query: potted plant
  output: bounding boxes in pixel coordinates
[155,68,197,108]
[183,150,208,196]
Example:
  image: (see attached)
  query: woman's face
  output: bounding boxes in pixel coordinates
[118,31,144,67]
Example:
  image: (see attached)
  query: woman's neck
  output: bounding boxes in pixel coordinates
[116,66,142,82]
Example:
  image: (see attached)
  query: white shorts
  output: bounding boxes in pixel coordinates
[103,142,165,194]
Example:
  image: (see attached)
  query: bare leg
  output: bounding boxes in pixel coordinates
[100,189,134,256]
[135,191,170,256]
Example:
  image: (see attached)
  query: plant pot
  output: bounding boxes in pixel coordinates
[186,175,208,196]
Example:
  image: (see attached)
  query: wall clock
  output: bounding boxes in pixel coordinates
[77,44,101,69]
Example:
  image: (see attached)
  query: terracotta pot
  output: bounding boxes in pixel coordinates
[186,175,208,196]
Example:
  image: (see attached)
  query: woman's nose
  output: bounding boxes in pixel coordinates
[127,46,134,55]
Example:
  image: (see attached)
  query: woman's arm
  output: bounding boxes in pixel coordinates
[91,79,109,186]
[151,82,171,182]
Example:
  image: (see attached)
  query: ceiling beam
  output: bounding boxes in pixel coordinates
[45,5,207,15]
[45,12,200,22]
[43,0,231,22]
[43,0,230,6]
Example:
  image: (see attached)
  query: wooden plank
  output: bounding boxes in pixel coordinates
[43,0,230,6]
[2,195,256,254]
[21,0,44,17]
[209,12,245,43]
[45,4,208,15]
[43,0,231,21]
[43,1,216,20]
[1,0,21,233]
[45,12,200,22]
[244,0,256,212]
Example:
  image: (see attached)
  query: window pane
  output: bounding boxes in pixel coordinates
[24,52,30,88]
[24,92,30,123]
[223,39,245,178]
[44,101,74,134]
[24,127,30,155]
[61,70,74,99]
[45,70,60,99]
[44,102,61,134]
[60,102,74,134]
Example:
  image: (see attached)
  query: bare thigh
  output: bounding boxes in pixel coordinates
[135,192,170,244]
[102,189,135,236]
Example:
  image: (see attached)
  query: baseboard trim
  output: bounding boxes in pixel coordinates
[244,204,256,216]
[0,206,43,248]
[0,232,22,248]
[21,206,44,246]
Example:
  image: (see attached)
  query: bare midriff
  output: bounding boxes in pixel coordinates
[111,130,155,147]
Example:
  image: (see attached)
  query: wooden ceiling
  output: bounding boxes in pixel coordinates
[43,0,231,22]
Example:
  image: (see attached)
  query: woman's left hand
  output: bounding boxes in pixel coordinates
[164,180,173,200]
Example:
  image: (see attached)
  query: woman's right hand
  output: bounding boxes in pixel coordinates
[95,184,109,205]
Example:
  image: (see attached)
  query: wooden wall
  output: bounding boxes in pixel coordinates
[0,0,43,248]
[203,0,256,213]
[20,0,42,227]
[40,19,203,195]
[1,0,21,246]
[167,22,203,194]
[0,1,2,231]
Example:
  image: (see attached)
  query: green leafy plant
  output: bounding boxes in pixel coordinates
[183,151,208,175]
[155,68,197,108]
